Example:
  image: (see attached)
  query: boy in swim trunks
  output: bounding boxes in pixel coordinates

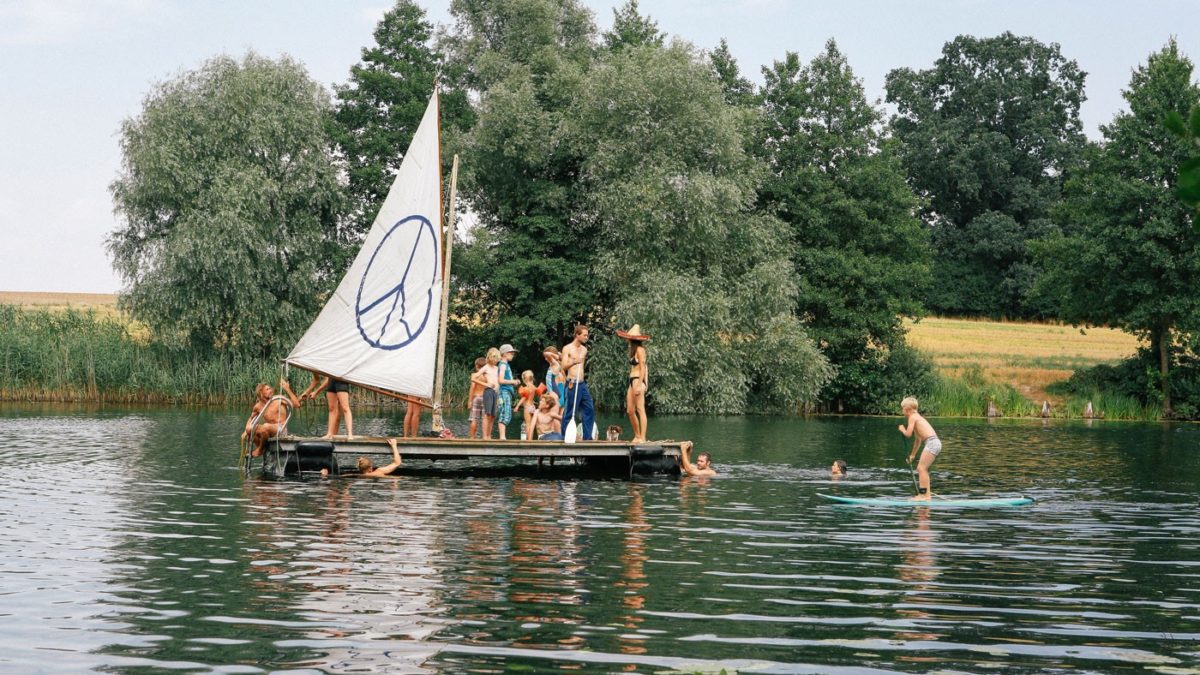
[898,396,940,500]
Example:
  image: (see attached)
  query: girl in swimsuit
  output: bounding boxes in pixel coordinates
[618,324,650,443]
[517,370,545,440]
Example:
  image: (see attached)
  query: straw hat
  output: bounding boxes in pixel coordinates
[617,324,650,341]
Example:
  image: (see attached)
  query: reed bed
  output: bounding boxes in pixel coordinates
[0,305,474,408]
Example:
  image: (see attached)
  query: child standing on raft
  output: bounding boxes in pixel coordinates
[517,370,545,440]
[467,357,487,439]
[898,396,940,500]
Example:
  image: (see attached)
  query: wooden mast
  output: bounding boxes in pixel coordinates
[431,154,460,432]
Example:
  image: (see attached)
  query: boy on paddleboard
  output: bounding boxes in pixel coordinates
[898,397,940,500]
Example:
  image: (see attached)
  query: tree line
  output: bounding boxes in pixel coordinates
[108,0,1200,416]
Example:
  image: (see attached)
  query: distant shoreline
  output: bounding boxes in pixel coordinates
[0,291,117,306]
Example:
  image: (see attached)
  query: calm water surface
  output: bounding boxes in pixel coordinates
[2,405,1199,673]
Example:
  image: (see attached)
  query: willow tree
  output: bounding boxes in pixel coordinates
[108,53,342,357]
[573,43,833,413]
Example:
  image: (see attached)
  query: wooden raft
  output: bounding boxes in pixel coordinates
[260,435,685,477]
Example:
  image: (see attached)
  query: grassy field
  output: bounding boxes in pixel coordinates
[0,291,118,308]
[906,316,1141,407]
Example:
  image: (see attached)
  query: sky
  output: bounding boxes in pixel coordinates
[1,0,1197,294]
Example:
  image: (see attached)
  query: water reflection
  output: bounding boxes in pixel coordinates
[1,407,1199,672]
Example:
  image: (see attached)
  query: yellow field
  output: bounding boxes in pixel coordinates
[0,291,118,310]
[905,317,1141,403]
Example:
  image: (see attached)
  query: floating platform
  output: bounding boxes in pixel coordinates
[255,435,684,478]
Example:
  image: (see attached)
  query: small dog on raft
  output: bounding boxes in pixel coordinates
[606,425,622,441]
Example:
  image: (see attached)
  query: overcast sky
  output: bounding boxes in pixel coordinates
[1,0,1197,293]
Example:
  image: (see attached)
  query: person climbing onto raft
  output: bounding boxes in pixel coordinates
[243,378,302,457]
[898,396,940,500]
[356,438,404,478]
[678,441,716,477]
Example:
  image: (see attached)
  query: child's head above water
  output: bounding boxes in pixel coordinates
[831,459,847,476]
[901,396,919,413]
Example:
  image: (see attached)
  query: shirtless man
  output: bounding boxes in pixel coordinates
[533,392,563,441]
[560,324,595,441]
[678,441,716,477]
[898,396,940,500]
[357,438,404,477]
[243,378,301,457]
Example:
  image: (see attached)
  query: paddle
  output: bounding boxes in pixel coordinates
[904,435,919,495]
[564,374,582,444]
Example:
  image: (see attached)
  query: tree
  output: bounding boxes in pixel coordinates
[1038,40,1200,416]
[709,38,757,108]
[443,0,601,361]
[1164,105,1200,219]
[886,32,1087,318]
[759,40,930,413]
[108,53,342,357]
[603,0,663,52]
[331,0,470,252]
[573,43,833,413]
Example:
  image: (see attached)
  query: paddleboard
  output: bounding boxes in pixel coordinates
[819,493,1033,507]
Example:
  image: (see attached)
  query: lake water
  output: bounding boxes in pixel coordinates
[2,405,1199,673]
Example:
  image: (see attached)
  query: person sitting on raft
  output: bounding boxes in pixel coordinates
[357,438,404,478]
[243,378,302,457]
[533,392,563,441]
[678,440,716,477]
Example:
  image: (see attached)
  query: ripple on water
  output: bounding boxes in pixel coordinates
[1,410,1200,671]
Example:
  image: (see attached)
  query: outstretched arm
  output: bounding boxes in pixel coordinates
[279,377,302,408]
[379,438,404,475]
[678,441,698,476]
[300,375,328,401]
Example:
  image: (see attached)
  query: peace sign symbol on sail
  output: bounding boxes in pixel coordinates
[355,215,438,350]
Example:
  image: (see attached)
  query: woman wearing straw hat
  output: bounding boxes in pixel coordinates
[619,324,650,443]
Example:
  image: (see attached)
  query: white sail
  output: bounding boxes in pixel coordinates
[286,92,442,398]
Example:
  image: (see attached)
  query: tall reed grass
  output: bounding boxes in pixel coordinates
[0,305,476,408]
[924,366,1161,420]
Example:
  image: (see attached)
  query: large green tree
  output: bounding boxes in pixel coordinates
[331,0,471,252]
[575,43,833,413]
[1038,40,1200,416]
[443,0,600,361]
[759,40,930,413]
[108,53,342,357]
[886,32,1087,318]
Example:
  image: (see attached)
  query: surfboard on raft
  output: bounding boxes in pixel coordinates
[818,493,1034,507]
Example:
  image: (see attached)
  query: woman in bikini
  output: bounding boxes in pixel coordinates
[618,324,650,443]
